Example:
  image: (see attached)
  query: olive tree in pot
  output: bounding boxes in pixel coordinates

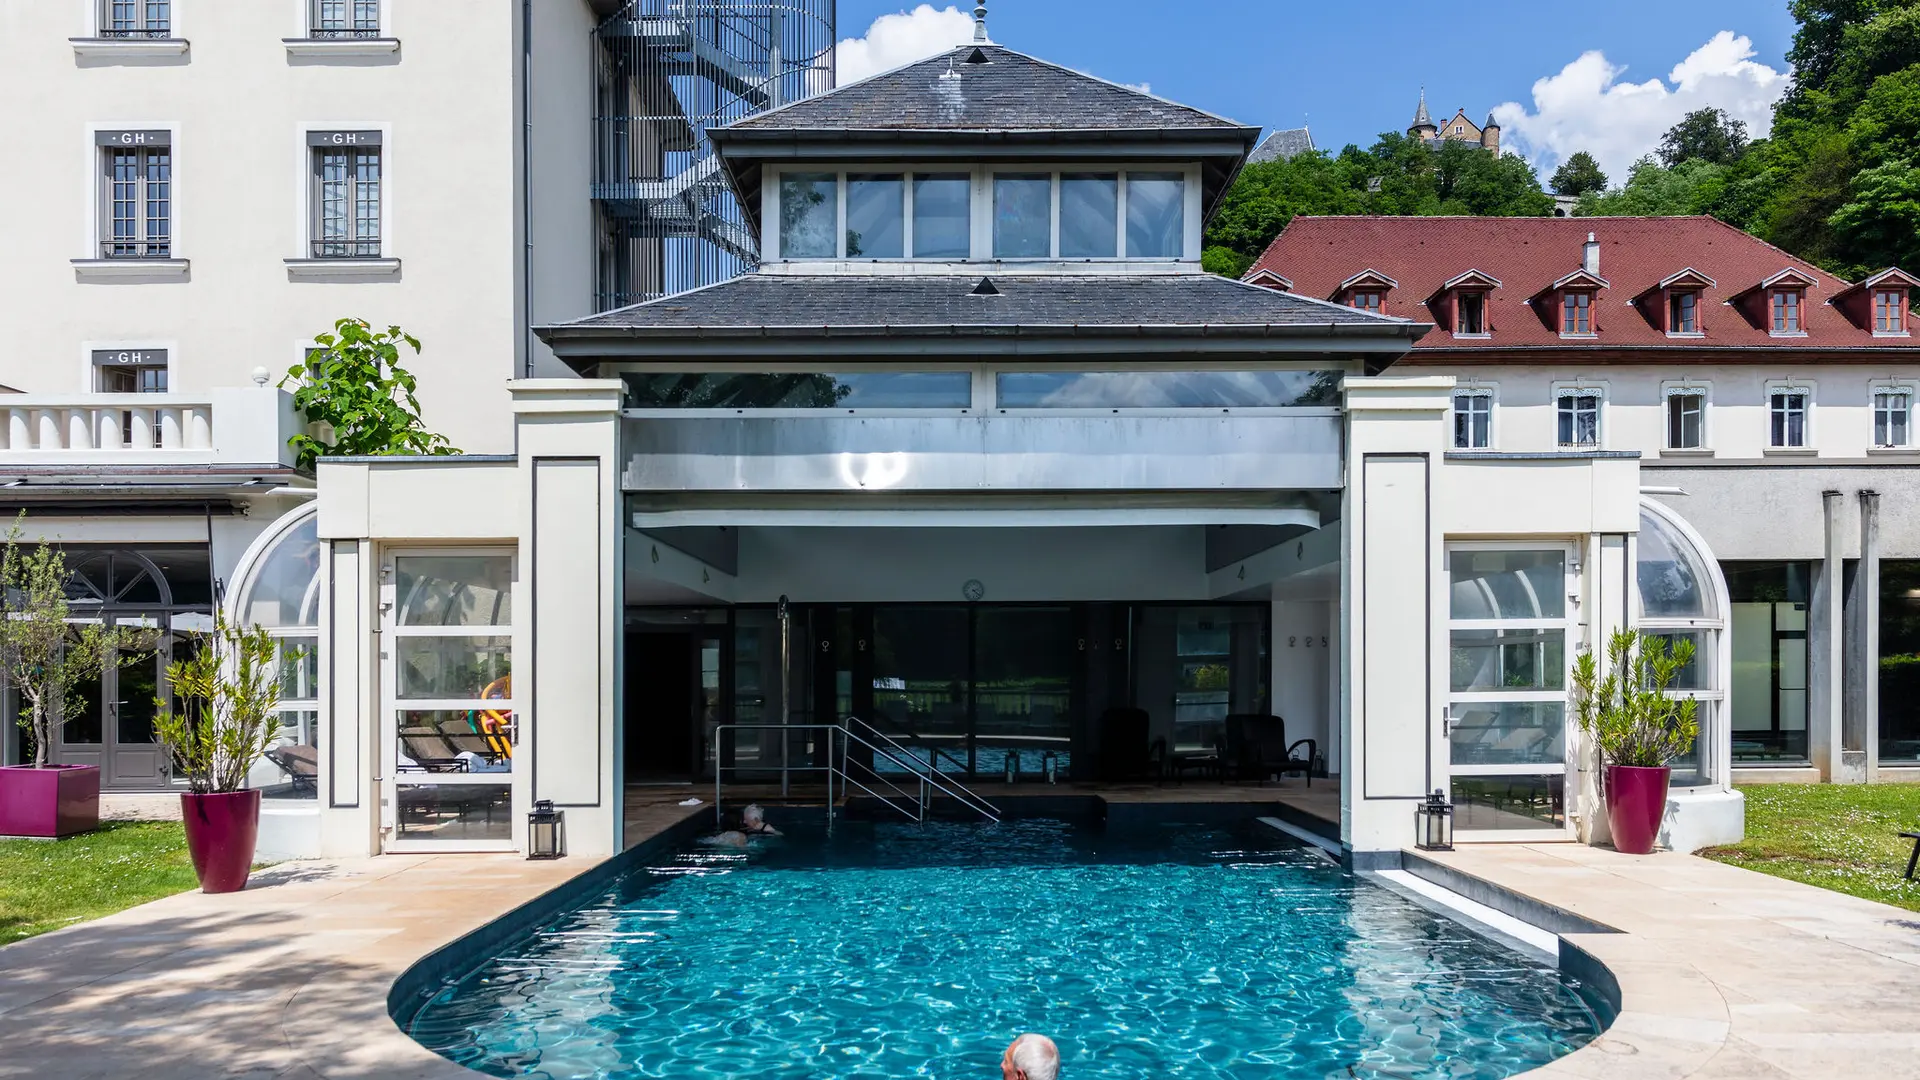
[1572,628,1699,855]
[0,526,153,838]
[152,616,284,893]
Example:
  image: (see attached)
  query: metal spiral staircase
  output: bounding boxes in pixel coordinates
[591,1,834,310]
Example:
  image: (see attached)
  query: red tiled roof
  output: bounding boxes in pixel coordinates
[1247,216,1920,353]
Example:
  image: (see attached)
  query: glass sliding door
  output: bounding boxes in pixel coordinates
[383,551,517,852]
[1723,562,1810,764]
[869,607,970,773]
[1446,547,1575,837]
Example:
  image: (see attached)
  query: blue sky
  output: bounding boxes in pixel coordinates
[834,1,1800,183]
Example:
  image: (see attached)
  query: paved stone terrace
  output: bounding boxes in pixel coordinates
[1427,843,1920,1079]
[5,794,1919,1078]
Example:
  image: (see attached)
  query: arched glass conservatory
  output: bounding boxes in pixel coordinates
[1636,499,1732,788]
[227,504,322,795]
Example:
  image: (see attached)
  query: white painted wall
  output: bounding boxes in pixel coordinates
[0,0,597,454]
[1446,363,1920,459]
[1271,599,1333,771]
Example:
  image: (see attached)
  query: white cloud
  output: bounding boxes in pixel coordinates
[1492,31,1789,185]
[835,5,975,86]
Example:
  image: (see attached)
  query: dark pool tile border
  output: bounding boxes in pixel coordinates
[386,810,711,1027]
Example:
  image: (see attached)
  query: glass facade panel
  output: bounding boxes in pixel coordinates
[395,784,512,841]
[779,172,837,258]
[1058,174,1117,258]
[1880,561,1920,762]
[1449,702,1565,766]
[1639,510,1711,618]
[1449,550,1566,620]
[1137,606,1268,756]
[395,555,513,627]
[1450,628,1565,692]
[242,515,321,628]
[974,607,1074,776]
[1724,562,1811,763]
[1451,776,1565,831]
[870,607,971,773]
[992,174,1051,258]
[397,710,513,772]
[844,174,903,259]
[912,174,970,258]
[623,372,971,409]
[1125,172,1185,258]
[397,638,513,700]
[995,370,1343,409]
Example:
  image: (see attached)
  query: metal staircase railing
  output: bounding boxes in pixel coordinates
[710,720,1001,828]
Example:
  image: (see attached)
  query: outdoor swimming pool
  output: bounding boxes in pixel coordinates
[403,817,1606,1079]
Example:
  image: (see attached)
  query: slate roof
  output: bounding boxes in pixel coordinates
[716,45,1249,136]
[1249,127,1315,164]
[1248,216,1920,353]
[556,272,1408,331]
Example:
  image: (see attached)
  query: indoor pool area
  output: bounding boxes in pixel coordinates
[401,817,1609,1080]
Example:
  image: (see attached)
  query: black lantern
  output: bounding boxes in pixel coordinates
[528,800,564,860]
[1415,789,1454,851]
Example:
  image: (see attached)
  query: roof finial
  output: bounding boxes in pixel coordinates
[973,1,990,43]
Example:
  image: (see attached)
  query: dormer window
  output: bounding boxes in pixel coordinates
[1351,291,1383,315]
[1457,292,1487,335]
[1561,292,1592,335]
[1669,290,1699,334]
[1771,289,1803,335]
[1875,289,1906,334]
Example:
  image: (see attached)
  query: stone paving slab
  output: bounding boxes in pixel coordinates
[1428,843,1920,1080]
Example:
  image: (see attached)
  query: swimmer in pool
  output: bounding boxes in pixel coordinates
[703,804,782,848]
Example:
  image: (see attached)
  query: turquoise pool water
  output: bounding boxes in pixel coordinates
[404,817,1605,1079]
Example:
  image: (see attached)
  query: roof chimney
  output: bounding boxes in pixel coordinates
[973,2,990,43]
[1583,232,1600,275]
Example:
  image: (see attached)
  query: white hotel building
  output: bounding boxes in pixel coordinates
[5,4,1908,865]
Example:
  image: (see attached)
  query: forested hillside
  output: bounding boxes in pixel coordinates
[1206,0,1920,282]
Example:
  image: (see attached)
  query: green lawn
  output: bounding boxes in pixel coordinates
[0,821,200,945]
[1700,784,1920,913]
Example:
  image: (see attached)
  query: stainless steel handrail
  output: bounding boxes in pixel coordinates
[843,716,1002,823]
[708,720,1002,827]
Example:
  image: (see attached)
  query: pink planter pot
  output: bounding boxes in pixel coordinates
[1605,764,1671,855]
[0,764,101,838]
[181,790,261,894]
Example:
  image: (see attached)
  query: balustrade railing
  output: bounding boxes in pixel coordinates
[0,387,301,467]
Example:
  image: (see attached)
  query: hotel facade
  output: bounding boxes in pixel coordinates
[11,3,1909,865]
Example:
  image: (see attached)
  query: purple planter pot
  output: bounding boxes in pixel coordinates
[1605,764,1671,855]
[181,790,261,894]
[0,764,101,838]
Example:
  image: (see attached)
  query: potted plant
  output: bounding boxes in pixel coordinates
[152,615,285,893]
[0,526,153,838]
[1571,628,1699,855]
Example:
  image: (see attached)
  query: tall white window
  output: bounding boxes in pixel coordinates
[1556,389,1601,448]
[310,0,379,37]
[100,0,170,36]
[98,131,171,259]
[1666,388,1706,449]
[309,132,382,258]
[1770,388,1810,448]
[1875,388,1911,448]
[1452,390,1492,449]
[1637,505,1725,788]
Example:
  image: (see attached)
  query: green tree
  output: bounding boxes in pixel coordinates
[1580,157,1730,216]
[281,318,457,470]
[1659,107,1751,167]
[0,522,154,769]
[151,615,285,795]
[1550,151,1609,196]
[1828,158,1920,275]
[1848,65,1920,165]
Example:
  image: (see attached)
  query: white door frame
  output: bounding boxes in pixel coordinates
[1443,539,1581,842]
[378,546,521,854]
